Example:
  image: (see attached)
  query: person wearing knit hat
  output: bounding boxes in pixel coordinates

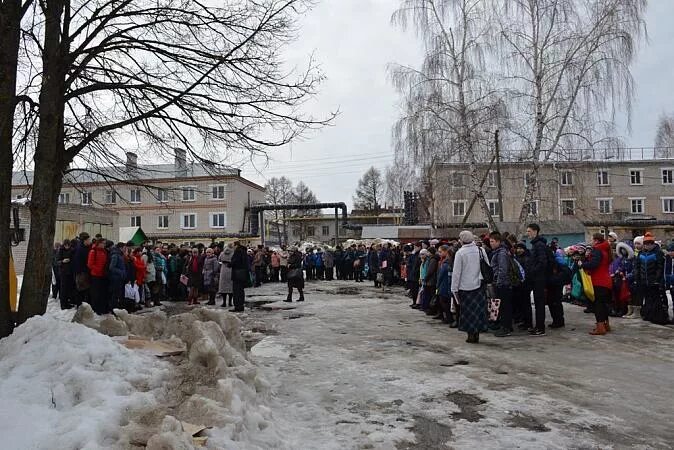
[631,232,667,323]
[452,230,489,343]
[580,233,613,335]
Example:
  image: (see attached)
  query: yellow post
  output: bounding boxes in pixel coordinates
[9,251,17,312]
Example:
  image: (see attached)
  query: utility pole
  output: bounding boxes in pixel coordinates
[495,129,504,223]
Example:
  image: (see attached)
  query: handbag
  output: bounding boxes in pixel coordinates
[617,278,631,306]
[179,274,189,286]
[488,298,501,322]
[571,272,584,299]
[579,269,595,302]
[478,248,493,284]
[287,268,303,280]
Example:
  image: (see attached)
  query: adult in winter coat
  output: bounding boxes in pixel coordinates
[380,244,393,286]
[270,251,281,282]
[489,232,514,337]
[218,244,234,307]
[73,232,92,305]
[314,249,325,280]
[633,232,666,324]
[422,247,440,312]
[610,242,634,317]
[279,246,289,282]
[230,242,249,312]
[285,247,305,302]
[434,245,454,325]
[665,243,674,323]
[580,234,613,335]
[253,246,265,287]
[407,243,421,307]
[184,248,204,305]
[51,243,61,300]
[451,230,489,343]
[324,250,335,281]
[513,243,533,329]
[526,223,549,336]
[333,246,344,280]
[142,250,157,306]
[368,246,380,286]
[56,239,76,309]
[202,247,220,305]
[107,243,127,310]
[153,247,167,304]
[87,239,109,315]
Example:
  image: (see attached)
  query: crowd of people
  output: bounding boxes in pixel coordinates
[52,232,252,314]
[399,225,674,343]
[51,226,674,343]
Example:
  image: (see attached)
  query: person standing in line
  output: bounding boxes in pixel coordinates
[184,247,204,305]
[665,243,674,323]
[202,247,220,305]
[218,243,234,307]
[422,247,439,313]
[434,244,454,325]
[153,246,167,305]
[56,239,75,309]
[230,242,248,312]
[407,242,421,308]
[368,245,380,287]
[513,242,533,330]
[633,233,666,324]
[270,251,281,282]
[451,231,488,344]
[73,232,92,306]
[315,248,325,280]
[51,242,61,300]
[324,249,334,281]
[253,245,265,287]
[526,223,549,336]
[87,238,109,314]
[580,233,613,335]
[279,245,289,282]
[107,242,127,311]
[489,232,514,337]
[285,246,305,302]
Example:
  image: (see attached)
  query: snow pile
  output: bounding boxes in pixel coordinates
[343,238,400,248]
[0,316,169,449]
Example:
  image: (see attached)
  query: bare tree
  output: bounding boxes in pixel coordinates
[655,112,674,158]
[264,176,293,245]
[390,0,503,230]
[16,0,333,322]
[291,180,318,241]
[493,0,647,230]
[353,166,383,213]
[0,0,34,337]
[383,161,417,208]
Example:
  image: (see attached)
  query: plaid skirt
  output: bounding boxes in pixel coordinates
[458,287,488,333]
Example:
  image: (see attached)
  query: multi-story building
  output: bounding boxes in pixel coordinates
[430,149,674,242]
[12,150,265,245]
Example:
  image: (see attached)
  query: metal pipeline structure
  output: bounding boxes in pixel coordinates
[243,202,358,245]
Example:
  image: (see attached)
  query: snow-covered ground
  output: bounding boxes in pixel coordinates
[246,280,674,449]
[4,278,673,449]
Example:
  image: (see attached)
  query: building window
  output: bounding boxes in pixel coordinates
[597,198,612,214]
[452,200,466,217]
[157,215,169,229]
[131,216,141,227]
[104,190,117,205]
[157,188,168,203]
[561,199,575,216]
[487,200,501,217]
[630,198,644,214]
[487,171,496,188]
[597,170,610,186]
[322,225,330,236]
[560,171,573,186]
[629,169,643,186]
[450,172,466,187]
[130,189,141,203]
[81,192,92,206]
[307,226,316,236]
[58,193,70,204]
[662,198,674,214]
[210,212,226,228]
[182,187,196,202]
[181,213,197,229]
[527,201,539,216]
[14,194,23,200]
[662,169,674,185]
[211,185,226,200]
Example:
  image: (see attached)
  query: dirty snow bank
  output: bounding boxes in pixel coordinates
[0,316,169,449]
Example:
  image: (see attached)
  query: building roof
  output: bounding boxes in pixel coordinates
[12,162,263,189]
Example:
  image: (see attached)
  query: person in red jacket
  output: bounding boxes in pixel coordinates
[87,239,109,314]
[580,233,613,335]
[132,248,147,306]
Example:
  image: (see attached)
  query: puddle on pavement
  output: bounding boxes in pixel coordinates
[506,412,551,432]
[396,415,453,450]
[445,391,486,423]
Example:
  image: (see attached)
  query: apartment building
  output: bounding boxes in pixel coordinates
[12,150,265,244]
[430,151,674,241]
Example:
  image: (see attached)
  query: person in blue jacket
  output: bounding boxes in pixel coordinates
[314,248,325,280]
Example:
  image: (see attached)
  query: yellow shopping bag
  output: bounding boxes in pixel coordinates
[579,269,595,302]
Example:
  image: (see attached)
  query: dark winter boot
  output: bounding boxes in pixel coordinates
[284,295,292,303]
[298,295,305,302]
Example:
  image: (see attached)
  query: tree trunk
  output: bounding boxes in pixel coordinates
[17,0,67,323]
[0,0,23,338]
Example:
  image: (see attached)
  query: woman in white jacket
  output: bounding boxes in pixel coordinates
[451,230,489,343]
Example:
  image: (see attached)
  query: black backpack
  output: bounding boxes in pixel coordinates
[478,248,493,284]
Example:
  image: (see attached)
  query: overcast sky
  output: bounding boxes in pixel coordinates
[240,0,674,208]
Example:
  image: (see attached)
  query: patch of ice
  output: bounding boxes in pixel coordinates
[251,337,291,360]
